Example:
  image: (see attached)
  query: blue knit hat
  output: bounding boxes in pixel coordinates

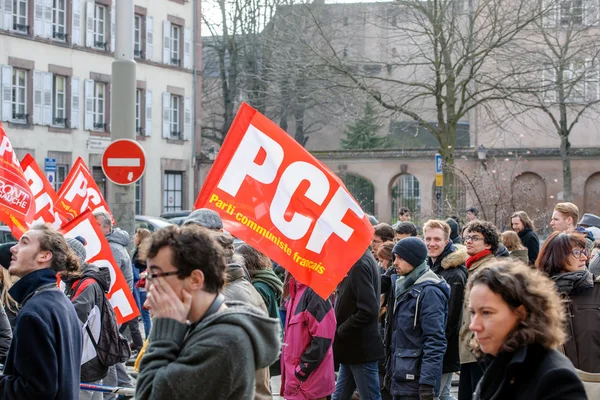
[392,237,427,269]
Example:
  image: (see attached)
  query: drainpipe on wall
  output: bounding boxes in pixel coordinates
[192,0,200,199]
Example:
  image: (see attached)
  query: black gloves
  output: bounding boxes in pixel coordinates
[419,384,435,400]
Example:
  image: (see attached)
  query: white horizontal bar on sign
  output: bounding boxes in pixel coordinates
[107,158,141,167]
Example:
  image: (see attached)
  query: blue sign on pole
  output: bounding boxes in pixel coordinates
[435,154,443,174]
[45,157,56,172]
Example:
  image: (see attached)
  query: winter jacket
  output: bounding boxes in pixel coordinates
[63,263,112,383]
[0,268,82,399]
[107,228,133,290]
[251,269,283,321]
[136,301,281,400]
[473,344,586,400]
[222,262,272,400]
[0,301,11,364]
[495,244,510,258]
[460,253,497,365]
[281,278,336,400]
[509,249,529,264]
[333,250,385,365]
[517,228,540,265]
[428,243,468,374]
[590,254,600,277]
[389,265,449,397]
[562,277,600,373]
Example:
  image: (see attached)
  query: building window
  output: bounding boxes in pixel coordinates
[560,0,583,25]
[56,163,69,191]
[93,82,106,130]
[135,88,141,133]
[53,75,67,127]
[134,15,144,58]
[94,3,107,50]
[13,0,29,34]
[170,25,181,66]
[163,171,183,213]
[52,0,66,40]
[169,94,180,139]
[135,179,143,214]
[12,69,28,123]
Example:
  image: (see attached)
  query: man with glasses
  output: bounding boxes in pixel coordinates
[458,220,500,400]
[135,225,280,400]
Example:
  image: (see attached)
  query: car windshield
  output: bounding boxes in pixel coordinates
[145,217,173,229]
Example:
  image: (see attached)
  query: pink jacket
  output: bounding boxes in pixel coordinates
[281,279,336,400]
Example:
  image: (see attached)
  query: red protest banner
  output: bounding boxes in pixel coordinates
[195,102,374,299]
[21,154,67,229]
[0,123,35,239]
[61,211,140,324]
[56,157,113,223]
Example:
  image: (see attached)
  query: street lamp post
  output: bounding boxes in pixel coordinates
[109,0,136,235]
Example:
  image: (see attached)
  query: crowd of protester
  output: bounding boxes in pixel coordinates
[0,201,597,399]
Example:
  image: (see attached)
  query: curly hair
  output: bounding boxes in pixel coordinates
[467,260,566,356]
[30,224,80,277]
[236,244,272,272]
[140,225,226,294]
[374,223,396,242]
[464,220,500,254]
[536,231,586,277]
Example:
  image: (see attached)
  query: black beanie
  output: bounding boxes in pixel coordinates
[0,242,16,270]
[392,237,427,269]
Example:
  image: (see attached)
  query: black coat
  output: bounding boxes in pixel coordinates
[518,228,540,265]
[474,344,586,400]
[333,250,384,364]
[428,243,468,374]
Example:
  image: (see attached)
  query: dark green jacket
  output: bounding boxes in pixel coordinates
[251,269,283,320]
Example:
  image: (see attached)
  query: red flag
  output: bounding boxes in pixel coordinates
[56,157,113,223]
[61,211,140,324]
[0,123,35,239]
[20,154,67,229]
[195,103,374,299]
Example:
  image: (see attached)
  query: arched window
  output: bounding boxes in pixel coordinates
[391,174,420,222]
[511,172,547,234]
[341,173,375,216]
[584,172,600,216]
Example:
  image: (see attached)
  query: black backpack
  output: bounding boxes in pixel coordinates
[72,278,131,367]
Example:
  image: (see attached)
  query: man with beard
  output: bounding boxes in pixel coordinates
[511,211,540,265]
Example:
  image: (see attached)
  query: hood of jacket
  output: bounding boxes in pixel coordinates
[440,244,468,270]
[199,301,281,369]
[80,263,111,293]
[227,262,251,282]
[251,269,283,298]
[495,244,510,258]
[107,228,130,247]
[414,269,451,299]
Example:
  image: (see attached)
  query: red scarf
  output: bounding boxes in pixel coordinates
[466,249,493,269]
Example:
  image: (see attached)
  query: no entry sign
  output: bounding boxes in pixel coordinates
[101,139,146,185]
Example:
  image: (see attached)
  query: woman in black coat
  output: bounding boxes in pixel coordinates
[467,260,587,400]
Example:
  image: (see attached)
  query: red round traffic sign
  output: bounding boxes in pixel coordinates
[101,139,146,185]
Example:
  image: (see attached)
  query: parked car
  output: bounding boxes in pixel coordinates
[135,215,174,232]
[0,226,16,244]
[160,210,191,219]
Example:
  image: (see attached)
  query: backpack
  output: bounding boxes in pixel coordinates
[72,278,131,367]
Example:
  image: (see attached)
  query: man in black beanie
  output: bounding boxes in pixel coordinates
[385,237,449,400]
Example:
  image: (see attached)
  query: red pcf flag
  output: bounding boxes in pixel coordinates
[56,157,113,223]
[195,103,374,299]
[61,211,139,324]
[0,123,35,238]
[21,154,67,229]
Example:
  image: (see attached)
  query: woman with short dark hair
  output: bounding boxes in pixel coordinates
[467,260,586,399]
[537,231,600,373]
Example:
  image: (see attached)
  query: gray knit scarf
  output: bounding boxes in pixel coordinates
[551,270,594,296]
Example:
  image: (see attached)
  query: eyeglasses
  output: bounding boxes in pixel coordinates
[146,271,179,281]
[571,248,588,258]
[463,235,484,243]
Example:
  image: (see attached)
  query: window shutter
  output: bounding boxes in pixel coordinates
[33,70,43,125]
[84,79,94,130]
[4,0,13,32]
[43,72,53,126]
[146,16,154,60]
[43,0,53,38]
[34,0,43,36]
[184,28,191,69]
[145,90,152,136]
[162,92,170,138]
[86,0,94,48]
[1,65,12,122]
[72,0,82,45]
[163,20,171,64]
[110,0,115,51]
[71,77,80,128]
[183,96,192,141]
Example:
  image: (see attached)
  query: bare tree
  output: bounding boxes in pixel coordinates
[276,0,542,212]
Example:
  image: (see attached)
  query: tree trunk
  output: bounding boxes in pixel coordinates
[560,133,573,202]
